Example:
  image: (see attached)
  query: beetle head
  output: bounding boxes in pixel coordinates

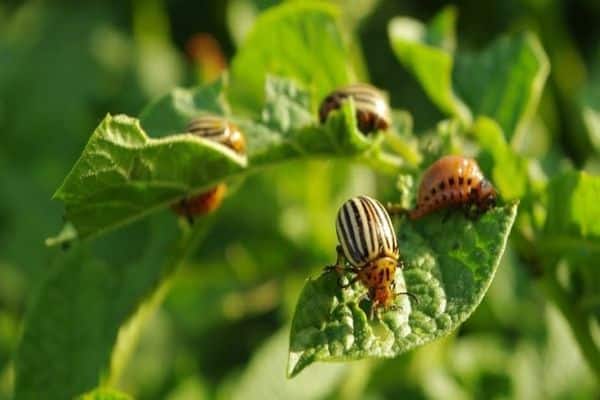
[477,180,497,211]
[369,285,394,309]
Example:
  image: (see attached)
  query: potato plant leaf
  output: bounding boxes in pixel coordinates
[288,203,517,377]
[544,171,600,239]
[389,8,549,140]
[454,32,549,140]
[471,117,529,200]
[139,76,228,138]
[541,171,600,264]
[229,2,354,114]
[52,113,246,239]
[53,77,382,240]
[15,213,212,400]
[77,388,133,400]
[388,6,471,124]
[579,56,600,155]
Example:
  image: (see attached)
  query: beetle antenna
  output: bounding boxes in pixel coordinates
[396,291,419,304]
[385,202,409,216]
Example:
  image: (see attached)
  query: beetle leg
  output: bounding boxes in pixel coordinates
[463,204,482,221]
[369,302,377,320]
[186,213,195,225]
[442,208,453,223]
[324,245,348,274]
[339,276,359,289]
[177,198,195,225]
[385,202,409,216]
[461,203,475,220]
[395,291,419,304]
[397,259,406,269]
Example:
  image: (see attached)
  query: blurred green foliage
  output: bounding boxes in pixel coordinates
[1,1,599,399]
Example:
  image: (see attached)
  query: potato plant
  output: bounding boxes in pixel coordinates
[2,1,599,399]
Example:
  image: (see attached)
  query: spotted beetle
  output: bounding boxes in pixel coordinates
[406,155,497,220]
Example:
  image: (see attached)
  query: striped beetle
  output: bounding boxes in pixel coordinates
[329,195,416,318]
[186,115,246,154]
[319,83,391,135]
[171,115,246,223]
[408,155,497,220]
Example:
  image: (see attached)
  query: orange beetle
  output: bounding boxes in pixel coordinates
[171,115,245,223]
[409,155,497,220]
[171,184,227,219]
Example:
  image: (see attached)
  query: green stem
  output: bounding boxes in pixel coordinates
[360,149,416,176]
[542,273,600,380]
[382,131,422,167]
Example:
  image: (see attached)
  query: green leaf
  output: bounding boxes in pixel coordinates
[388,6,471,124]
[544,171,600,239]
[54,77,382,239]
[471,117,529,200]
[287,203,518,377]
[579,55,600,155]
[388,8,549,140]
[229,2,354,113]
[542,171,600,262]
[454,32,549,140]
[77,388,133,400]
[14,213,211,400]
[139,76,228,138]
[53,113,245,239]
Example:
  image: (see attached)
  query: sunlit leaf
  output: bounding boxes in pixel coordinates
[545,171,600,239]
[53,77,381,239]
[454,32,549,140]
[288,204,517,377]
[389,8,549,140]
[579,55,600,156]
[388,6,471,124]
[229,2,354,113]
[52,114,245,239]
[472,117,529,200]
[139,77,228,138]
[77,388,133,400]
[541,171,600,264]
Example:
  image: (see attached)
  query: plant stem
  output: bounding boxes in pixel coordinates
[360,149,415,176]
[542,273,600,380]
[382,131,422,167]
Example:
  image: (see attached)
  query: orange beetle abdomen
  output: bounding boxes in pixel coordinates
[410,155,486,220]
[171,183,227,217]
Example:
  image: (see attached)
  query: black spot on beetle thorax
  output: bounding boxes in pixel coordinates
[360,262,394,286]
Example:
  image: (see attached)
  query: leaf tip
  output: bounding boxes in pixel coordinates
[286,350,312,379]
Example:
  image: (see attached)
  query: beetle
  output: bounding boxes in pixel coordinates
[319,83,391,135]
[186,115,246,154]
[328,195,416,318]
[171,183,227,221]
[171,115,246,223]
[406,155,497,220]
